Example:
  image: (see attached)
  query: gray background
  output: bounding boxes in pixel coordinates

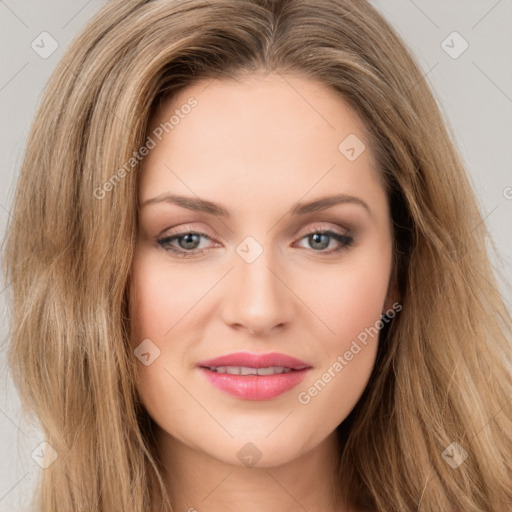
[1,1,511,510]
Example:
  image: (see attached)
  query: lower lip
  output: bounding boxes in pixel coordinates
[199,367,310,400]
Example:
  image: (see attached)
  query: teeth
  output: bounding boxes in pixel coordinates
[257,367,281,375]
[240,367,258,375]
[208,366,293,375]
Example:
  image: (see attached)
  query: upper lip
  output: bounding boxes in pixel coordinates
[197,351,311,370]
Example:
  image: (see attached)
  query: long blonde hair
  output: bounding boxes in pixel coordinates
[3,0,511,510]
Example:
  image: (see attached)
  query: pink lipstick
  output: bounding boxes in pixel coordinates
[197,351,312,400]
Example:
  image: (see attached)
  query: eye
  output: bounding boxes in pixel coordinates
[294,227,354,254]
[156,225,355,258]
[157,230,215,258]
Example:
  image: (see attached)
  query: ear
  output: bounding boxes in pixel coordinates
[383,267,400,314]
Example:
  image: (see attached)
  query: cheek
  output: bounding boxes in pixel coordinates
[129,247,210,343]
[128,253,198,439]
[292,244,391,415]
[297,244,392,353]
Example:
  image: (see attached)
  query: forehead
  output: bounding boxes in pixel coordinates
[147,71,372,157]
[139,71,387,220]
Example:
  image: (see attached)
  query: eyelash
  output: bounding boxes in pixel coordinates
[156,225,355,258]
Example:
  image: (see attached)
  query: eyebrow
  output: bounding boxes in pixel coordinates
[141,193,371,217]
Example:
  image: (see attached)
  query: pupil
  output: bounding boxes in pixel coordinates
[181,233,199,249]
[311,233,328,250]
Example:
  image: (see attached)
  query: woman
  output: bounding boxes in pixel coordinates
[3,0,511,510]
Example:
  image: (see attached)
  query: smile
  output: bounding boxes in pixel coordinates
[197,352,312,400]
[205,366,296,375]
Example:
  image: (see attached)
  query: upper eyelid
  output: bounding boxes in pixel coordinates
[160,222,351,240]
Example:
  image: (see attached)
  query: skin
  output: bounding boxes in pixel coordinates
[129,70,396,512]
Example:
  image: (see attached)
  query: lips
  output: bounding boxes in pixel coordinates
[197,351,312,400]
[197,351,310,370]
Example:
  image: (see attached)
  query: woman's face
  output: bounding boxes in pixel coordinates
[129,71,395,467]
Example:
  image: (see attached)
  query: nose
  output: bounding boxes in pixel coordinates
[220,247,294,337]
